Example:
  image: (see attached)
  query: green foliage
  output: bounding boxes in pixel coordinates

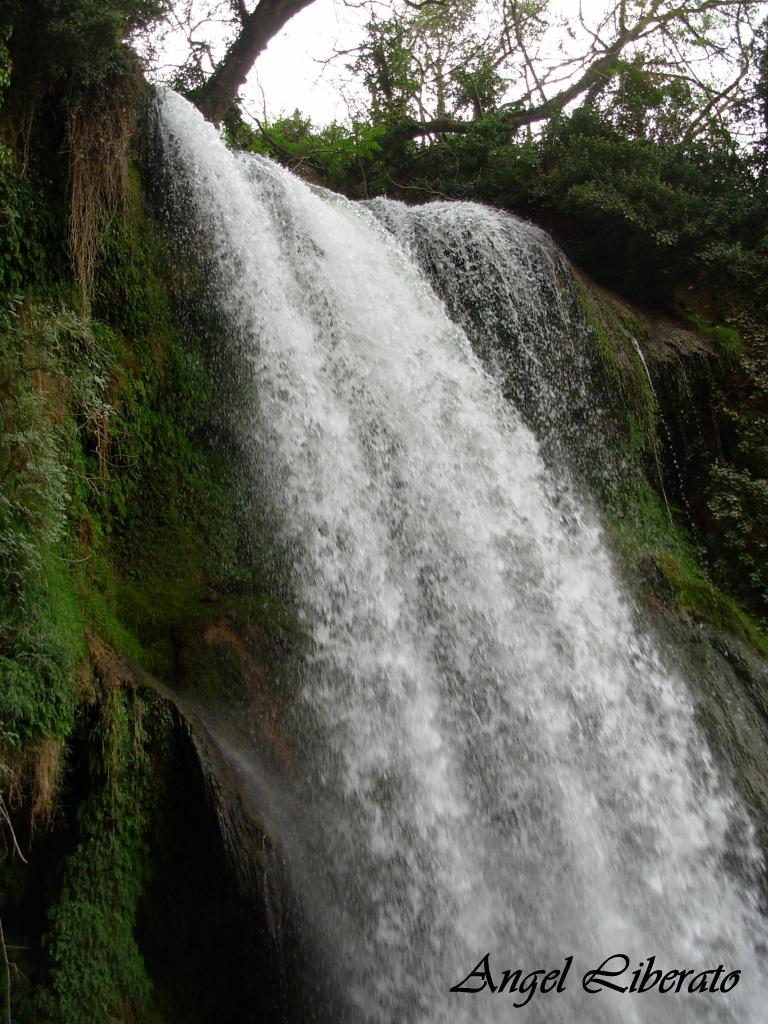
[0,156,272,1018]
[449,55,504,119]
[354,17,420,122]
[593,55,702,146]
[708,466,768,623]
[0,301,97,749]
[240,92,768,308]
[3,0,168,101]
[0,557,82,749]
[521,108,766,300]
[36,687,161,1024]
[0,158,64,299]
[224,106,388,194]
[0,21,11,105]
[693,314,768,625]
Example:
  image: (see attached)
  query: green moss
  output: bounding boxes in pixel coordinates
[656,551,768,655]
[35,687,169,1024]
[605,471,768,657]
[569,280,767,652]
[1,305,88,751]
[621,313,648,341]
[688,312,744,359]
[575,277,658,457]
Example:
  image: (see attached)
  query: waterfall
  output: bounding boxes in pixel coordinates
[366,197,611,477]
[156,90,767,1024]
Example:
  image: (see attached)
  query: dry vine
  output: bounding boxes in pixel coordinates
[0,794,26,1024]
[66,76,142,309]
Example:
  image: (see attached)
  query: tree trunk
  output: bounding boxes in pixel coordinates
[194,0,316,125]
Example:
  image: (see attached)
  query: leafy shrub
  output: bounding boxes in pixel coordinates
[708,466,768,623]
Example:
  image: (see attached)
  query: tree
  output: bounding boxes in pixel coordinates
[143,0,766,144]
[340,0,766,148]
[349,0,505,124]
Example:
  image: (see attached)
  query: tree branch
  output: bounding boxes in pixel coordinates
[383,4,672,148]
[382,115,472,148]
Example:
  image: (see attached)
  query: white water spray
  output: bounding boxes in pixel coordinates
[158,90,767,1024]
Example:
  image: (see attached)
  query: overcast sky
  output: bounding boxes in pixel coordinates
[249,0,369,124]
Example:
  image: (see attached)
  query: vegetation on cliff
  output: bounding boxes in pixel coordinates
[0,5,287,1019]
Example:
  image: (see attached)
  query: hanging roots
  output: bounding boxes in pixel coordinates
[5,736,63,836]
[66,77,141,309]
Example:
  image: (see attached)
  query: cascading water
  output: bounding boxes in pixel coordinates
[366,198,612,477]
[156,90,767,1023]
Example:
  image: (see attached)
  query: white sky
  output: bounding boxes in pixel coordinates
[249,0,369,123]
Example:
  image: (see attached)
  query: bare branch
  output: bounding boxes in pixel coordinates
[0,796,27,865]
[1,916,11,1024]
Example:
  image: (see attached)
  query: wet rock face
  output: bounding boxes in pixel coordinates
[644,321,715,363]
[639,321,721,530]
[647,603,768,855]
[151,615,338,1024]
[555,276,768,860]
[138,712,270,1024]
